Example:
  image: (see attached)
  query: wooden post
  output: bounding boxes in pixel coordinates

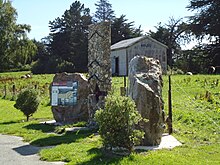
[3,85,7,99]
[12,84,16,96]
[124,76,126,88]
[168,74,173,134]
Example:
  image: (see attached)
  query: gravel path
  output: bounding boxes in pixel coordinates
[0,134,65,165]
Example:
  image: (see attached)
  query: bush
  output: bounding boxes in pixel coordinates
[95,95,144,152]
[14,88,40,121]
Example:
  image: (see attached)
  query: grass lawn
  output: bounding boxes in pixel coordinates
[0,72,219,164]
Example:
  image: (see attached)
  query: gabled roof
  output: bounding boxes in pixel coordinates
[111,35,168,51]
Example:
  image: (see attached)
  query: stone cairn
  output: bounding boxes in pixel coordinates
[50,72,89,124]
[87,22,112,126]
[128,56,165,146]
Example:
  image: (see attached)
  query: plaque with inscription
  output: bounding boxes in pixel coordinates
[51,81,78,106]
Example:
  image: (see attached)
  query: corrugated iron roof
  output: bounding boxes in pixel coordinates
[111,35,168,51]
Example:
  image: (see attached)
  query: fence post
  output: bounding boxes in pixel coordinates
[12,84,16,96]
[168,74,173,134]
[3,85,7,99]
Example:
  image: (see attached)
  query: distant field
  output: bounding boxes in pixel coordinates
[0,72,219,164]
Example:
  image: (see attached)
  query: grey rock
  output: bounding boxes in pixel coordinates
[128,56,165,146]
[51,72,89,124]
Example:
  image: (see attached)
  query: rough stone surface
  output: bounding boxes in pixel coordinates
[128,56,165,146]
[87,22,112,126]
[51,72,89,123]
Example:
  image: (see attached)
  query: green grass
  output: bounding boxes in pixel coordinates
[0,72,220,164]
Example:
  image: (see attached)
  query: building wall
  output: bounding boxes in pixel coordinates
[111,49,127,75]
[111,38,167,76]
[127,38,167,72]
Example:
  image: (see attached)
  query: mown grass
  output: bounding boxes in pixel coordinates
[0,72,219,164]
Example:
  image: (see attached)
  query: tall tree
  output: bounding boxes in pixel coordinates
[187,0,220,66]
[48,1,92,73]
[111,15,142,44]
[148,17,190,67]
[94,0,115,22]
[0,0,36,71]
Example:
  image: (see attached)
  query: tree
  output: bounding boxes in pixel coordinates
[148,17,190,67]
[187,0,220,67]
[48,1,92,73]
[31,39,52,74]
[14,88,40,121]
[0,0,36,71]
[174,46,211,73]
[94,0,115,22]
[111,15,142,44]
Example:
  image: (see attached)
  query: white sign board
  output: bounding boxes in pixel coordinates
[51,81,78,106]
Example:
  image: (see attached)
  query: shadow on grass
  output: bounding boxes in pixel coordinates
[76,147,130,165]
[23,123,56,133]
[30,130,94,147]
[0,121,18,125]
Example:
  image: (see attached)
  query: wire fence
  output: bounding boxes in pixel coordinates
[171,77,220,130]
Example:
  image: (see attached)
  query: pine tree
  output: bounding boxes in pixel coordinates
[48,1,92,73]
[94,0,115,22]
[111,15,142,44]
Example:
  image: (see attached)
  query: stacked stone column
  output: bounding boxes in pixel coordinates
[87,22,112,126]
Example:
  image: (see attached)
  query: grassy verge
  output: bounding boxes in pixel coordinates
[0,72,219,164]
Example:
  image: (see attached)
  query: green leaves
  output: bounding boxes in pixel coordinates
[95,95,144,152]
[14,88,40,121]
[47,1,92,73]
[94,0,115,22]
[111,15,142,45]
[0,1,36,71]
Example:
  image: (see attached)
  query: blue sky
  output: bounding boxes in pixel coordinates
[12,0,194,41]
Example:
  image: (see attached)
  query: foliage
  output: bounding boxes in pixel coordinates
[148,17,190,67]
[94,0,115,22]
[14,88,40,121]
[187,0,220,66]
[0,0,36,71]
[32,1,92,74]
[111,15,142,45]
[174,46,212,73]
[95,95,144,152]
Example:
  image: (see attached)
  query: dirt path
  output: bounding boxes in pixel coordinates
[0,134,65,165]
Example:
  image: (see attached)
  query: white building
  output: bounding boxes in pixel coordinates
[111,36,168,76]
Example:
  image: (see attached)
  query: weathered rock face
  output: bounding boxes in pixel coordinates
[87,22,112,126]
[50,72,89,124]
[128,56,165,146]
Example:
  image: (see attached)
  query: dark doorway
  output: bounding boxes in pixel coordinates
[115,57,119,75]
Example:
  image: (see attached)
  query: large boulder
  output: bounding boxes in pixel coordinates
[50,72,89,124]
[128,56,165,146]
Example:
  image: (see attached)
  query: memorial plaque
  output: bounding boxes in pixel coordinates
[51,81,78,106]
[50,73,89,123]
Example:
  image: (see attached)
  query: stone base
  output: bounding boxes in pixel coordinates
[135,133,182,150]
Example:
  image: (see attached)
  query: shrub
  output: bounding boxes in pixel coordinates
[95,95,144,152]
[14,88,40,121]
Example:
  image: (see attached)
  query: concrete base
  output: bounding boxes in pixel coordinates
[40,120,63,126]
[135,133,182,150]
